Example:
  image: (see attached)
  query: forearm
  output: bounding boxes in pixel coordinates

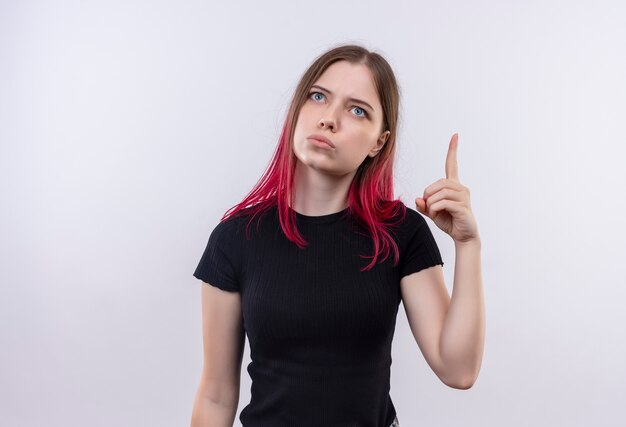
[439,238,485,388]
[190,384,239,427]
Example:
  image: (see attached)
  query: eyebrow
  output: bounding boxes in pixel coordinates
[310,84,375,113]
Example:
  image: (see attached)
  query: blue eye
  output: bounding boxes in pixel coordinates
[308,91,368,118]
[351,106,366,118]
[310,91,325,102]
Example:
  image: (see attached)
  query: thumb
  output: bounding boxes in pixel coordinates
[415,197,426,214]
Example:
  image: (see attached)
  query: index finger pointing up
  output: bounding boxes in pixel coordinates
[446,133,460,181]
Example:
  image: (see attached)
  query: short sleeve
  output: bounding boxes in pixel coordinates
[399,209,444,279]
[193,219,241,292]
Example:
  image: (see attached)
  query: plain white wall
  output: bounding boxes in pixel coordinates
[1,0,625,426]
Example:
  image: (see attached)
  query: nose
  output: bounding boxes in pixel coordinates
[318,117,336,131]
[318,107,338,131]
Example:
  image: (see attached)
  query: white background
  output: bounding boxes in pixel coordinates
[2,0,625,426]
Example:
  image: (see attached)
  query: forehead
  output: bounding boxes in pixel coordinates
[313,61,380,110]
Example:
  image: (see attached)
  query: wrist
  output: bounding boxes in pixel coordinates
[454,237,481,249]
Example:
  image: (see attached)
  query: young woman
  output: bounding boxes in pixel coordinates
[191,44,484,427]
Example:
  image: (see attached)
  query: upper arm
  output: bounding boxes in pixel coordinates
[400,264,451,384]
[198,281,245,400]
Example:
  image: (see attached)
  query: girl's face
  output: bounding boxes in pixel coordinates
[292,60,390,177]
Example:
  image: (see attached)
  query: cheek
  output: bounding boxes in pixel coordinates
[296,104,315,123]
[346,125,379,146]
[348,118,376,133]
[293,108,314,135]
[293,128,309,152]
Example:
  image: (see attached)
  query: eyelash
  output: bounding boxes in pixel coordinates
[308,91,368,118]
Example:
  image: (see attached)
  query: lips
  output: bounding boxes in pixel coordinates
[307,134,335,148]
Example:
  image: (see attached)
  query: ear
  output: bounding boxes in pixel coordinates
[368,130,390,157]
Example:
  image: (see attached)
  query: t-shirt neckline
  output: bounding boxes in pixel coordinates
[288,206,350,224]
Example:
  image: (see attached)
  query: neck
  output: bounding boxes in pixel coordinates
[290,161,355,216]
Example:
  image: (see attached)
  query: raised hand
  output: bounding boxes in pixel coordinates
[415,133,480,244]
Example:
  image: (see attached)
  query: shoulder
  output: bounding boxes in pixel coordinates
[208,209,250,244]
[214,203,277,238]
[386,205,437,258]
[387,203,428,236]
[402,206,428,229]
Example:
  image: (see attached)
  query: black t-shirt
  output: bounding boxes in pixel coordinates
[193,203,444,427]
